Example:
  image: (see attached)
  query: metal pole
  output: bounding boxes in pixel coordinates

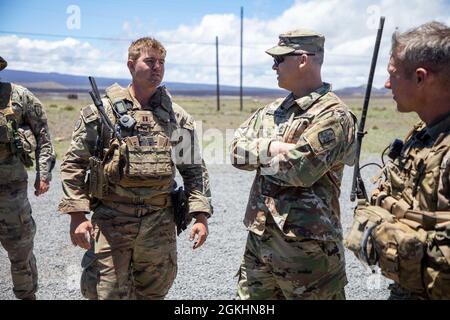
[216,36,220,112]
[239,6,243,111]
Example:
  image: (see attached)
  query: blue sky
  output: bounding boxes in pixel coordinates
[2,0,294,34]
[1,0,449,89]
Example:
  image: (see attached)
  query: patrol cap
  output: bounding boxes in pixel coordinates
[266,29,325,56]
[0,56,6,71]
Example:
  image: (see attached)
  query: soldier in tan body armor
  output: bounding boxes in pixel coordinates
[58,37,212,300]
[345,21,450,299]
[0,56,56,300]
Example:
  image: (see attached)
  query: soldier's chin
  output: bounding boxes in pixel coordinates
[149,78,162,87]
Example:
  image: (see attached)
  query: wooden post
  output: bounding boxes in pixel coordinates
[240,6,244,111]
[216,36,220,111]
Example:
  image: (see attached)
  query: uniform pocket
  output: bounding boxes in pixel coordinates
[344,204,393,265]
[372,220,427,293]
[80,249,98,300]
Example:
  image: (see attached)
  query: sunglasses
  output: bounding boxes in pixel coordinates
[273,52,316,67]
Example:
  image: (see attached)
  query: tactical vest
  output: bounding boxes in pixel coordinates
[0,83,34,165]
[374,121,450,215]
[0,83,16,158]
[88,84,178,202]
[367,121,450,298]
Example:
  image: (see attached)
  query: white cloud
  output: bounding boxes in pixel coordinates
[151,0,450,89]
[0,35,128,78]
[1,0,449,89]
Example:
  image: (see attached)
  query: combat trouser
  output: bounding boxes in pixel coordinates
[236,217,347,300]
[82,202,177,300]
[0,182,38,300]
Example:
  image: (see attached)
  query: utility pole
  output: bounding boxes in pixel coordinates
[239,6,243,111]
[216,36,220,112]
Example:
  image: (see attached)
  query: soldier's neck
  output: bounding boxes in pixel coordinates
[417,92,450,126]
[130,83,157,107]
[292,80,323,99]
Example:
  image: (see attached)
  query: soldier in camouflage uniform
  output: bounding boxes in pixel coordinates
[0,56,56,300]
[369,21,450,300]
[58,37,212,300]
[230,30,357,300]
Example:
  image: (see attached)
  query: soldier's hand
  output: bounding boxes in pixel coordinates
[190,213,209,250]
[269,141,296,156]
[70,212,93,250]
[34,179,50,196]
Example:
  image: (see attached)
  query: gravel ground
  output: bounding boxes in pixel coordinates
[0,156,392,300]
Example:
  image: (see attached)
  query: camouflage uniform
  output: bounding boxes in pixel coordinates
[371,113,450,300]
[58,83,212,300]
[0,56,56,300]
[230,31,356,299]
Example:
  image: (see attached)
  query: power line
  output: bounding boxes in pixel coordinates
[0,30,374,58]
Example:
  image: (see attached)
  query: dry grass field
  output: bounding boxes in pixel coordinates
[41,94,419,159]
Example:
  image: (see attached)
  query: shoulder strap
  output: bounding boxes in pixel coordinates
[0,83,14,119]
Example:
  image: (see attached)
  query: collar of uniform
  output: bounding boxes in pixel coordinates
[125,85,144,110]
[126,85,172,113]
[149,85,172,113]
[425,110,450,140]
[278,93,296,110]
[291,82,332,111]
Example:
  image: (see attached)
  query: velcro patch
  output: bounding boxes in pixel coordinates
[81,106,99,123]
[74,119,81,131]
[318,128,335,146]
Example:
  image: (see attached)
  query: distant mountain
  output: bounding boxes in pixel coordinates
[0,69,390,97]
[334,84,390,97]
[0,69,285,96]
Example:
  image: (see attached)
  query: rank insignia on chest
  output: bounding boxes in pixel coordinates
[135,111,153,126]
[318,128,336,146]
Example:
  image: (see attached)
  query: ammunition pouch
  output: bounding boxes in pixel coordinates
[88,156,108,199]
[103,137,174,188]
[346,201,450,296]
[424,222,450,299]
[372,218,428,293]
[344,202,394,265]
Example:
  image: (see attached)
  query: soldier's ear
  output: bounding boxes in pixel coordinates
[127,59,135,74]
[415,67,428,86]
[298,54,308,69]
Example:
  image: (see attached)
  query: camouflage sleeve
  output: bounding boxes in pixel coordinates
[174,113,213,218]
[58,105,99,214]
[266,109,356,187]
[22,88,56,181]
[230,107,273,171]
[437,148,450,210]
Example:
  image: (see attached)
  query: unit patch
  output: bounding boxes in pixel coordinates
[318,128,336,146]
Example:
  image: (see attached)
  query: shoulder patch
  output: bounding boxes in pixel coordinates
[318,128,336,146]
[81,105,99,123]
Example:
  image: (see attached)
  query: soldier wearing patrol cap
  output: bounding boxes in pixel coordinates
[230,29,357,299]
[0,56,56,299]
